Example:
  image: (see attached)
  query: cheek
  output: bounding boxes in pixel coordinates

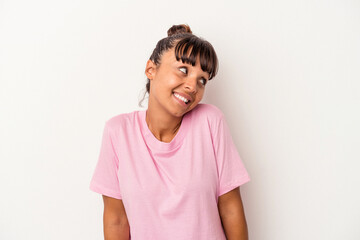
[167,74,180,85]
[158,73,176,85]
[194,91,204,102]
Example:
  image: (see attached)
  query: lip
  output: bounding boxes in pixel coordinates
[173,93,189,107]
[173,91,193,102]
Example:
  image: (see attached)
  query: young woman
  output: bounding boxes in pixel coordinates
[90,24,251,240]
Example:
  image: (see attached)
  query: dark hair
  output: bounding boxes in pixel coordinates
[138,24,218,107]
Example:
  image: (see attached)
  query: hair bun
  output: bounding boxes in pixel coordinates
[167,24,192,37]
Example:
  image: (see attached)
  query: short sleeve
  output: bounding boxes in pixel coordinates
[89,122,122,199]
[213,114,250,197]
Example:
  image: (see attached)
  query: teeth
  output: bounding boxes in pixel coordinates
[174,93,189,103]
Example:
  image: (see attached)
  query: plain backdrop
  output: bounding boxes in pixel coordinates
[0,0,359,239]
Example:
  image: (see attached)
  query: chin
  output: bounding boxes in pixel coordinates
[184,103,197,114]
[171,108,190,118]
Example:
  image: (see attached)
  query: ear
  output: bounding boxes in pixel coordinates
[145,59,157,80]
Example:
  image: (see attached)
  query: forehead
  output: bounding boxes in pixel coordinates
[161,49,178,63]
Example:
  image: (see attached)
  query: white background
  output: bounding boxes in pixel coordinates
[1,0,359,239]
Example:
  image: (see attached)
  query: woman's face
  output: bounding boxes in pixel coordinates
[145,48,210,118]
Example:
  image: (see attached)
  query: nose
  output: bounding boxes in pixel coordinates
[184,76,197,93]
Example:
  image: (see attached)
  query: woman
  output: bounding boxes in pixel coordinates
[90,24,251,240]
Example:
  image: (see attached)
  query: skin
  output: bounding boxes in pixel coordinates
[144,47,209,142]
[102,196,130,240]
[218,187,249,240]
[102,47,248,240]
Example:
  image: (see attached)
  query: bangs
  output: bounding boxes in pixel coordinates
[173,37,218,80]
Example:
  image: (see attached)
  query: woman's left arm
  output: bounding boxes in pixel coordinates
[218,187,249,240]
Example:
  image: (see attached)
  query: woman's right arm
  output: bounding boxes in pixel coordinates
[102,195,130,240]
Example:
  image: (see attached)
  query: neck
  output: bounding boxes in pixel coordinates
[145,105,183,143]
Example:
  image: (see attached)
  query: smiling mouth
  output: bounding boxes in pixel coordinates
[173,92,191,104]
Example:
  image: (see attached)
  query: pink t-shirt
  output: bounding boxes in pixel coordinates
[89,103,250,240]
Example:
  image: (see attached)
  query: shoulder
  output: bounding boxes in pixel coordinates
[104,110,137,132]
[190,104,226,136]
[191,103,225,120]
[188,104,231,145]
